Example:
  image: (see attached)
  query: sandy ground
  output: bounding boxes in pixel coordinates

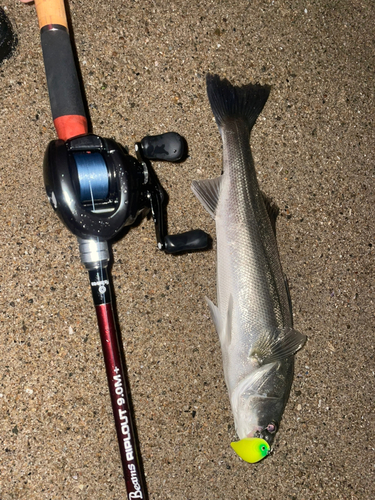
[0,1,374,499]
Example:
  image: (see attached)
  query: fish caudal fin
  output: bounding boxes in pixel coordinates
[191,76,269,216]
[206,74,271,134]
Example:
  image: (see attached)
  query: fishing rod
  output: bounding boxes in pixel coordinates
[32,1,209,498]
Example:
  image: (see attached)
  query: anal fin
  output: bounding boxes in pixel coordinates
[205,297,222,336]
[205,294,233,346]
[191,176,222,219]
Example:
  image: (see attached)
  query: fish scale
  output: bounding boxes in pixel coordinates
[219,122,285,341]
[192,74,306,463]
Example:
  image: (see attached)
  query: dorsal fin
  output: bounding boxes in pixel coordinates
[261,191,279,236]
[284,274,293,322]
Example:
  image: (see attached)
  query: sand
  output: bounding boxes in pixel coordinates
[0,1,373,499]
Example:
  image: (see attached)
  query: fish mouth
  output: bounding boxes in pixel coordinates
[253,421,278,446]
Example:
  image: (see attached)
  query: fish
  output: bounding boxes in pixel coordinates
[192,74,306,463]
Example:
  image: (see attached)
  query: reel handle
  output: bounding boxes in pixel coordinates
[140,132,186,162]
[137,143,210,254]
[164,230,209,253]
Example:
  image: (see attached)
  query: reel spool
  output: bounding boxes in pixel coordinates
[44,132,209,253]
[75,152,109,204]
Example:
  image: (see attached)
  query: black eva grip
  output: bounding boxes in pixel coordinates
[41,26,86,121]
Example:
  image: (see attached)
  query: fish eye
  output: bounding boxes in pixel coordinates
[266,422,277,434]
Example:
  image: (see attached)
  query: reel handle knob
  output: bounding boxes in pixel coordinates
[164,229,209,254]
[140,132,186,162]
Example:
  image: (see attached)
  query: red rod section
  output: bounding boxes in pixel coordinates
[95,302,147,499]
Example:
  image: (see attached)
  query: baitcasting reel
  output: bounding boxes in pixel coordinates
[43,131,209,253]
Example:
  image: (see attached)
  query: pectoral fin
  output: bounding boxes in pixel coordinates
[250,326,306,365]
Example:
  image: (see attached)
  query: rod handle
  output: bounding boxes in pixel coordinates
[35,0,68,29]
[35,0,88,140]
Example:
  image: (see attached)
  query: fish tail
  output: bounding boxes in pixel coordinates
[206,74,270,133]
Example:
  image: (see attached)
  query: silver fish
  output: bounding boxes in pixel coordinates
[192,75,306,463]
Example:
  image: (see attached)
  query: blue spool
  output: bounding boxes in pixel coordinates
[74,152,109,203]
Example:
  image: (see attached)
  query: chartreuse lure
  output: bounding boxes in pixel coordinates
[231,438,270,463]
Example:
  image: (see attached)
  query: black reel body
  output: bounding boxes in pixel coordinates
[44,134,146,241]
[44,133,209,253]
